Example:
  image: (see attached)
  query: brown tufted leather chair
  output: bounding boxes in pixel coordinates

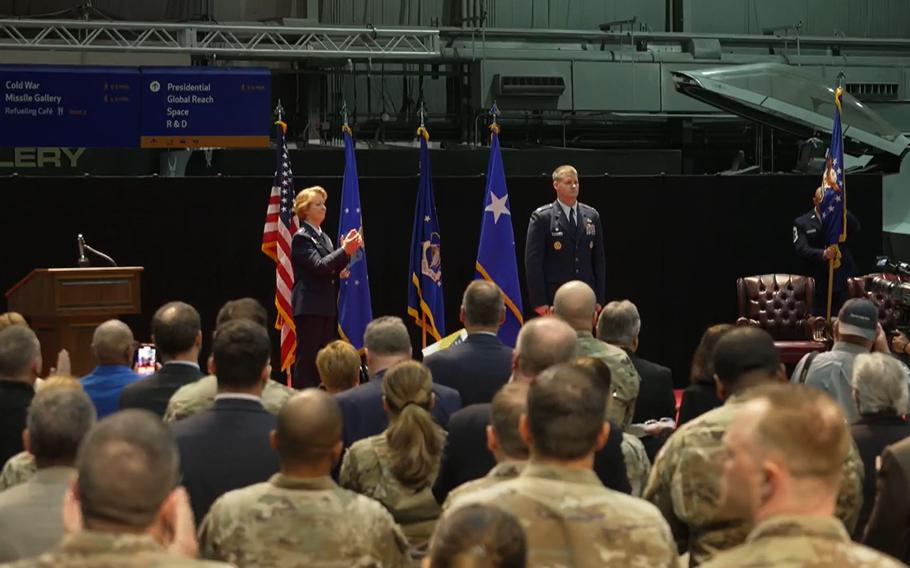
[847,273,905,334]
[736,274,827,364]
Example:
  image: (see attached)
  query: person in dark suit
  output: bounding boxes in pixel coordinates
[864,435,910,562]
[291,185,362,390]
[525,165,606,315]
[171,319,280,523]
[849,352,910,539]
[597,300,676,461]
[597,300,675,423]
[333,316,462,451]
[0,325,41,466]
[120,301,204,417]
[678,324,733,426]
[793,185,861,316]
[424,281,513,407]
[434,317,630,502]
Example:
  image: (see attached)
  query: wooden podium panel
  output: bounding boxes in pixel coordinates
[6,267,143,376]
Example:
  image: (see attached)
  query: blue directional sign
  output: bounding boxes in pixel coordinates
[0,65,141,147]
[139,67,270,148]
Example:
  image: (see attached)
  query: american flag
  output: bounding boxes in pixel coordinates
[820,85,846,269]
[261,121,299,377]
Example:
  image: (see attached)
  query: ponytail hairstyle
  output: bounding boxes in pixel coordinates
[382,361,445,488]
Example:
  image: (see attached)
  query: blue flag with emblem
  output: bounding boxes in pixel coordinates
[475,125,524,347]
[820,84,847,267]
[408,126,446,346]
[337,125,373,349]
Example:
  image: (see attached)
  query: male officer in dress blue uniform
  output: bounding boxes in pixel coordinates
[793,186,860,316]
[525,165,606,316]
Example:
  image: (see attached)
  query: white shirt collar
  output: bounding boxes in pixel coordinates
[304,220,323,235]
[163,360,200,370]
[214,393,262,403]
[556,200,577,222]
[470,331,499,337]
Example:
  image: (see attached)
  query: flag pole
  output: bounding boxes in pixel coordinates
[270,98,294,387]
[418,102,429,350]
[422,313,428,349]
[825,73,847,323]
[489,100,501,136]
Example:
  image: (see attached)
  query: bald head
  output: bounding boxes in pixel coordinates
[274,389,343,469]
[514,317,578,378]
[91,320,135,366]
[552,281,596,331]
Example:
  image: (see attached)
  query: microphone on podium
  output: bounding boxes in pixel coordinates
[77,234,90,267]
[77,234,118,267]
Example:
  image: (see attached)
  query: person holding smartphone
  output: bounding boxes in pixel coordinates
[291,186,362,390]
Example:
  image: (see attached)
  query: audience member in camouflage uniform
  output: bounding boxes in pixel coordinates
[552,281,641,428]
[701,384,902,568]
[621,432,651,497]
[163,298,296,422]
[443,383,529,510]
[0,452,35,492]
[199,389,409,567]
[574,356,651,496]
[340,361,445,549]
[644,327,863,566]
[428,504,527,568]
[164,375,295,422]
[1,410,228,568]
[447,363,679,567]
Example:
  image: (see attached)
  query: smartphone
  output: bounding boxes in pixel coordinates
[135,343,157,376]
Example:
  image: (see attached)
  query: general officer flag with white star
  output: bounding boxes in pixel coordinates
[820,84,847,268]
[475,123,524,347]
[337,125,373,349]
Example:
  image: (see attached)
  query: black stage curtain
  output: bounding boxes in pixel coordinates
[0,174,882,386]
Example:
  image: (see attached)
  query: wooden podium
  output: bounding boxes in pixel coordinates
[5,267,143,377]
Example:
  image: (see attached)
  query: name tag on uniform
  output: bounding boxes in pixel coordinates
[806,229,817,234]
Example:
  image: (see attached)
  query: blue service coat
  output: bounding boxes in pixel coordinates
[525,200,606,308]
[291,224,350,318]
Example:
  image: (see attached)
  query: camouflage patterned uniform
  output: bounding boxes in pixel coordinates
[0,531,229,567]
[339,433,442,548]
[163,375,295,422]
[643,394,864,566]
[198,473,409,568]
[447,462,679,568]
[700,515,904,568]
[0,452,36,492]
[442,461,525,511]
[576,331,641,428]
[621,432,651,497]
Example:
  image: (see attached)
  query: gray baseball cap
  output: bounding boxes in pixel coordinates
[837,298,879,341]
